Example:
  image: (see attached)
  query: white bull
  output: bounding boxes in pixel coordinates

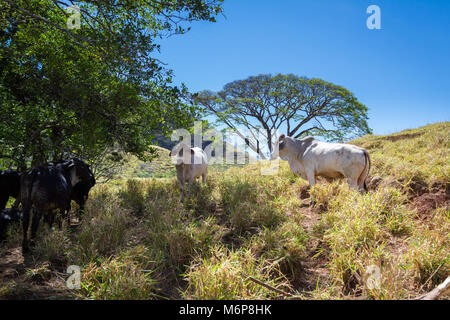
[271,135,371,192]
[169,144,208,202]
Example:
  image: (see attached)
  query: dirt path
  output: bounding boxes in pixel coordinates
[0,246,74,300]
[289,193,331,295]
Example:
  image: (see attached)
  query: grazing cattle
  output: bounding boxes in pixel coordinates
[0,208,22,242]
[271,135,371,192]
[169,144,208,202]
[0,170,21,210]
[20,158,95,252]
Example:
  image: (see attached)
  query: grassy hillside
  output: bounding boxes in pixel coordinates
[110,143,257,180]
[0,122,448,300]
[351,122,449,187]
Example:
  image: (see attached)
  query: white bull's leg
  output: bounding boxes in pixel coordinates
[347,177,359,191]
[305,169,317,205]
[305,169,316,188]
[300,171,307,180]
[179,181,185,202]
[180,171,186,202]
[176,166,185,202]
[186,176,195,200]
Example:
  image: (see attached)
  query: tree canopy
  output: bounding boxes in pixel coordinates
[196,74,372,158]
[0,0,223,171]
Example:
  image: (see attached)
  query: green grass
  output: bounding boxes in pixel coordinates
[1,122,448,300]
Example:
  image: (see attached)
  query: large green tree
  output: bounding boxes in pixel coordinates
[196,74,372,159]
[0,0,223,171]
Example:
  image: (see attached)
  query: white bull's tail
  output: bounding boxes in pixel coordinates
[357,149,371,192]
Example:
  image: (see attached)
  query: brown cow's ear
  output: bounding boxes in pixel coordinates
[279,134,286,141]
[190,149,195,155]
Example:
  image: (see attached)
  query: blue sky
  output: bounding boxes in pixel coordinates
[156,0,450,135]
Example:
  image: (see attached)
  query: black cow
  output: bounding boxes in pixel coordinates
[20,158,95,252]
[0,170,21,210]
[49,158,96,222]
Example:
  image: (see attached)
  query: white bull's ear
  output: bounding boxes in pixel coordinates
[191,149,195,155]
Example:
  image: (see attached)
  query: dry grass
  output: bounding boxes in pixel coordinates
[0,122,448,300]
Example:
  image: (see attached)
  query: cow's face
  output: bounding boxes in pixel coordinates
[170,144,194,165]
[75,158,95,188]
[64,158,95,188]
[271,134,288,160]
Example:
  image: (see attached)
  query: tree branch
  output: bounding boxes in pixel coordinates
[293,126,322,139]
[240,271,294,297]
[416,276,450,300]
